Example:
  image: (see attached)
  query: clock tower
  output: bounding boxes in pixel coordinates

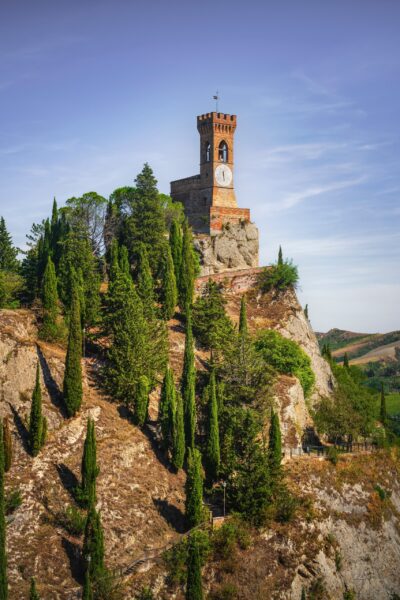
[170,111,251,234]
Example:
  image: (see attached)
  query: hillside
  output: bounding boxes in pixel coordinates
[1,284,400,599]
[316,328,400,362]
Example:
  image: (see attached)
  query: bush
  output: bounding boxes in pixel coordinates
[5,489,22,515]
[274,486,298,523]
[136,588,154,600]
[374,484,391,501]
[255,330,315,397]
[326,447,339,466]
[343,590,356,600]
[258,260,299,294]
[210,583,238,600]
[163,530,211,587]
[212,518,251,561]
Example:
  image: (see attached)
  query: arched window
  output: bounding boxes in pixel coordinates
[205,142,211,162]
[218,141,228,162]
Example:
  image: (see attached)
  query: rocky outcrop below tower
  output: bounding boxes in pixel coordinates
[194,220,259,276]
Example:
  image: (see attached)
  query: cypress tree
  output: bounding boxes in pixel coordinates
[185,448,203,528]
[3,419,12,473]
[278,245,283,266]
[159,367,175,449]
[0,419,7,600]
[109,238,120,283]
[343,353,349,368]
[135,375,150,427]
[304,304,309,320]
[204,371,220,483]
[181,313,196,449]
[63,285,83,417]
[172,391,185,470]
[160,245,178,320]
[301,588,306,600]
[82,570,93,600]
[179,220,195,312]
[380,383,387,425]
[268,410,282,485]
[0,216,18,272]
[186,534,203,600]
[136,244,155,318]
[83,505,105,582]
[29,578,40,600]
[29,364,45,457]
[169,219,182,289]
[81,418,99,507]
[239,295,248,336]
[118,244,130,277]
[41,256,59,338]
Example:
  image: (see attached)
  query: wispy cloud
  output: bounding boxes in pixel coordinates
[278,176,366,210]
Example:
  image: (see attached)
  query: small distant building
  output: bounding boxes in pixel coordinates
[171,112,259,275]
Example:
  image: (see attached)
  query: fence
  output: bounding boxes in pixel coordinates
[284,441,377,459]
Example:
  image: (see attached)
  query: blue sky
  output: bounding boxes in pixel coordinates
[0,0,399,332]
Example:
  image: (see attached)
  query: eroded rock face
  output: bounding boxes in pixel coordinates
[194,220,259,276]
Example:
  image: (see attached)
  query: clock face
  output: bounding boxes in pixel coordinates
[215,164,232,187]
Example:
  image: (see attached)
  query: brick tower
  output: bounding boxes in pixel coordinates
[170,112,251,234]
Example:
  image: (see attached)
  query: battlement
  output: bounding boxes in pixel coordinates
[197,112,237,134]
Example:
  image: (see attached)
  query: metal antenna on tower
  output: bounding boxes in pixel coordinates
[213,90,219,112]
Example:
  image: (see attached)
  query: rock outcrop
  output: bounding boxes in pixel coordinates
[194,220,259,276]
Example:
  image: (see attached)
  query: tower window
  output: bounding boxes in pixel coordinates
[218,141,228,162]
[205,142,211,162]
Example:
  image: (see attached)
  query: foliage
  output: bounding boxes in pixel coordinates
[58,505,86,536]
[268,410,282,484]
[63,286,83,417]
[185,448,204,528]
[239,295,248,336]
[326,446,339,465]
[29,364,46,456]
[163,530,210,588]
[135,375,150,427]
[186,534,203,600]
[83,505,105,582]
[258,258,299,294]
[159,367,175,449]
[40,256,64,341]
[159,245,178,320]
[211,517,250,561]
[2,419,12,473]
[192,280,234,352]
[181,315,196,450]
[274,484,298,523]
[136,244,155,319]
[0,217,18,272]
[255,330,315,398]
[136,587,154,600]
[82,570,93,600]
[204,370,220,483]
[0,270,22,309]
[313,364,377,441]
[179,220,195,312]
[169,218,182,290]
[29,578,40,600]
[380,383,387,425]
[81,418,99,507]
[209,583,238,600]
[172,391,185,470]
[4,490,22,516]
[64,192,107,255]
[0,419,7,600]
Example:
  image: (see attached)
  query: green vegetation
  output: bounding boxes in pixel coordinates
[179,220,196,312]
[186,534,203,600]
[185,448,204,528]
[258,247,299,294]
[29,364,47,457]
[268,409,282,483]
[81,418,99,507]
[29,578,40,600]
[135,375,150,427]
[160,367,175,450]
[160,245,178,320]
[204,370,220,484]
[181,314,196,450]
[192,280,234,353]
[0,419,7,600]
[255,330,315,397]
[83,505,105,587]
[0,216,21,309]
[172,391,185,471]
[63,285,83,417]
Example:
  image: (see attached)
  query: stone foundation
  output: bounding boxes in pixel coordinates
[194,220,259,276]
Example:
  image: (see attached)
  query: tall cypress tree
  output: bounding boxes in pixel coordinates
[160,245,178,320]
[343,353,349,368]
[380,383,387,425]
[82,570,93,600]
[29,578,40,600]
[41,256,59,338]
[181,314,196,450]
[83,505,105,582]
[0,419,7,600]
[204,371,220,483]
[268,409,282,485]
[172,391,185,471]
[185,448,203,528]
[179,220,195,312]
[301,587,306,600]
[239,295,248,336]
[0,216,18,272]
[2,419,12,473]
[135,375,150,427]
[81,418,99,507]
[118,244,130,277]
[159,367,175,449]
[136,244,155,318]
[186,534,203,600]
[277,245,283,266]
[63,284,83,417]
[169,219,182,289]
[109,238,120,284]
[29,364,45,457]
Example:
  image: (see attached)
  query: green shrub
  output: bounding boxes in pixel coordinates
[210,583,238,600]
[374,484,391,501]
[163,530,211,587]
[60,505,86,536]
[275,486,298,523]
[212,518,250,561]
[335,550,342,572]
[258,260,299,294]
[343,589,356,600]
[326,447,339,466]
[255,330,315,397]
[5,489,22,515]
[136,587,154,600]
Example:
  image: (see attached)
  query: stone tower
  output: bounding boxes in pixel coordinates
[170,111,259,275]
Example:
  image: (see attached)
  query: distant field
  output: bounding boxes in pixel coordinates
[317,328,400,363]
[386,393,400,416]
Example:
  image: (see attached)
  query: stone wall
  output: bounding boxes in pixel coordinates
[193,220,259,276]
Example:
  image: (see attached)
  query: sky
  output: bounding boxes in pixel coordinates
[0,0,399,333]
